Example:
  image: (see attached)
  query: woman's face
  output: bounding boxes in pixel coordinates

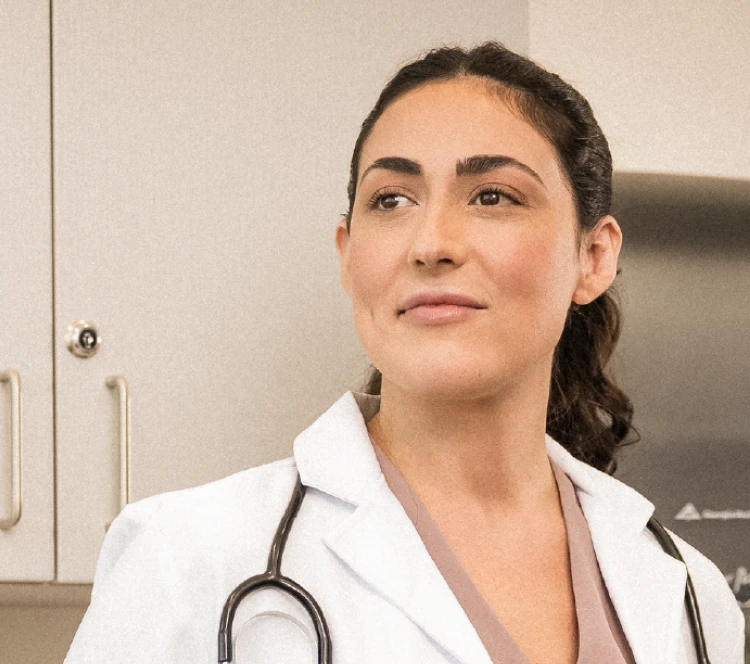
[336,77,619,401]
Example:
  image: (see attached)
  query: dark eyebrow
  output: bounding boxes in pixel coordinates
[456,155,545,188]
[359,154,546,189]
[359,156,421,184]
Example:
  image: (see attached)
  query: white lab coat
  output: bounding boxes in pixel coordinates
[64,391,745,664]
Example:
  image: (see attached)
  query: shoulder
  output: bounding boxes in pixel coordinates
[549,439,745,656]
[651,526,746,651]
[121,455,298,526]
[95,456,300,586]
[66,459,303,662]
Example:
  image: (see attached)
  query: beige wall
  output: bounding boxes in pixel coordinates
[530,0,750,179]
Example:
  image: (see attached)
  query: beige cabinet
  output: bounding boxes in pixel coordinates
[1,0,528,589]
[0,0,54,583]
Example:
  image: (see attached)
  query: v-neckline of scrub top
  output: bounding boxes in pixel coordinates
[370,436,636,664]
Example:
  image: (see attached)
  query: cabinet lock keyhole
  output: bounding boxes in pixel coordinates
[65,320,102,358]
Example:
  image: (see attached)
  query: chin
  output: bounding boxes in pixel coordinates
[385,361,505,402]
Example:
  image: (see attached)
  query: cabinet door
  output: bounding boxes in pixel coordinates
[0,0,54,582]
[53,0,528,582]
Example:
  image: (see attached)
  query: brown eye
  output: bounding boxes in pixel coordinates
[380,194,404,210]
[472,187,521,206]
[368,189,413,211]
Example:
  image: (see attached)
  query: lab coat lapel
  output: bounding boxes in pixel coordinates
[294,391,492,664]
[294,392,690,664]
[547,438,689,664]
[326,474,493,664]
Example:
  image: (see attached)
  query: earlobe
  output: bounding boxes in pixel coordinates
[572,215,622,305]
[335,219,348,259]
[335,219,351,296]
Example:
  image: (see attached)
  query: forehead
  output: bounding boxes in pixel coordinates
[360,77,566,189]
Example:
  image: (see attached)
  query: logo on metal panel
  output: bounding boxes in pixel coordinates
[675,502,750,521]
[675,503,702,521]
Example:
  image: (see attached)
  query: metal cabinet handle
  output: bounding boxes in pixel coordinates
[105,376,130,526]
[0,369,22,530]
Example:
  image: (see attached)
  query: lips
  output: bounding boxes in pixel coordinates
[398,291,485,314]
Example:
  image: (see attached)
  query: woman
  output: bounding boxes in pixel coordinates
[65,42,744,664]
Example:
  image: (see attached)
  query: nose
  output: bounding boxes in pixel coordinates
[406,201,469,270]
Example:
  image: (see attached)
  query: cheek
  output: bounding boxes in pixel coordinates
[484,230,578,329]
[347,236,400,319]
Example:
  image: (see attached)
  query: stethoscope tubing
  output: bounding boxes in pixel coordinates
[218,474,332,663]
[645,517,711,664]
[218,472,710,664]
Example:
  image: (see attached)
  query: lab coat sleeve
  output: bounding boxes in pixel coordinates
[63,499,189,664]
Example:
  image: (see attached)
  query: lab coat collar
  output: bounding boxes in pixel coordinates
[294,391,384,507]
[293,391,652,521]
[293,391,688,664]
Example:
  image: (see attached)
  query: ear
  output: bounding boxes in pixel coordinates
[335,217,352,296]
[572,215,623,305]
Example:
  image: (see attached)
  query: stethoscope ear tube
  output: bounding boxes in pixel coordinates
[646,517,711,664]
[218,473,332,663]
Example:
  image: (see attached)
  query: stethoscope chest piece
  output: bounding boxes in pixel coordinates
[232,609,318,662]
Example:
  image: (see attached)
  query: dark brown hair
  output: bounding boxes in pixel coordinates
[342,41,639,474]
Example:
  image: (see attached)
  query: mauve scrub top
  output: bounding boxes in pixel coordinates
[370,437,637,664]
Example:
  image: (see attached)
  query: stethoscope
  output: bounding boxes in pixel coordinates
[218,472,712,664]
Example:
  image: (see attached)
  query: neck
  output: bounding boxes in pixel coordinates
[366,365,558,519]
